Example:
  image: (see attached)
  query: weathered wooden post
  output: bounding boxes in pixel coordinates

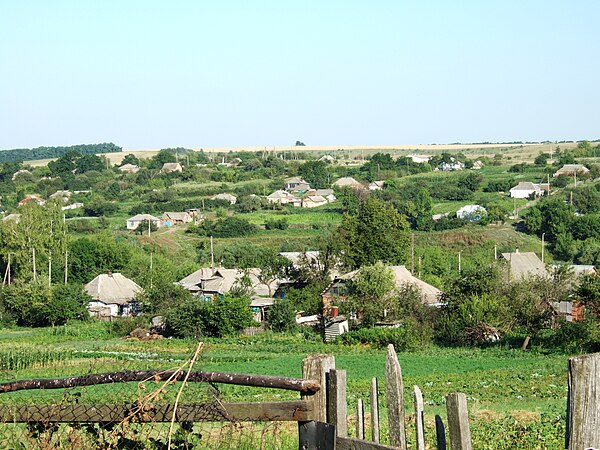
[299,354,335,450]
[327,369,348,437]
[356,399,365,440]
[446,393,471,450]
[370,377,380,443]
[414,385,426,450]
[566,353,600,449]
[435,415,447,450]
[385,344,407,449]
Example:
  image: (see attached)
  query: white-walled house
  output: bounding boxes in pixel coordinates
[85,272,142,318]
[509,182,544,199]
[127,214,161,230]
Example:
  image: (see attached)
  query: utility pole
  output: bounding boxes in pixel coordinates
[148,219,151,237]
[32,247,37,281]
[210,236,214,270]
[541,233,545,264]
[411,233,415,275]
[48,251,52,287]
[64,250,68,285]
[150,252,153,290]
[458,251,462,274]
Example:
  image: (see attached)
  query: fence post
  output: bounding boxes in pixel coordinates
[435,415,447,450]
[327,369,348,437]
[301,354,335,422]
[446,393,471,450]
[385,344,407,449]
[299,354,335,450]
[414,385,426,450]
[370,377,380,443]
[356,399,365,440]
[566,353,600,449]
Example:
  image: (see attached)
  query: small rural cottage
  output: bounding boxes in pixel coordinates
[267,190,300,206]
[18,195,45,207]
[161,211,193,227]
[161,162,183,173]
[332,177,364,190]
[501,251,547,281]
[118,163,140,174]
[302,195,328,208]
[456,205,487,221]
[126,214,161,230]
[283,177,310,193]
[509,182,544,199]
[85,272,142,318]
[211,193,237,205]
[368,181,385,191]
[554,164,590,177]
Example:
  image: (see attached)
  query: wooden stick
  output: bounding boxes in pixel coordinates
[356,399,365,440]
[301,354,334,422]
[435,415,447,450]
[370,377,380,443]
[0,369,320,394]
[414,385,426,450]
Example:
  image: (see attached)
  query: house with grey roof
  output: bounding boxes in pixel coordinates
[509,182,543,199]
[211,193,237,205]
[85,272,142,318]
[554,164,590,177]
[127,214,161,230]
[501,251,547,281]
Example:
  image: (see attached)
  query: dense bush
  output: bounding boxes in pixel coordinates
[165,295,255,338]
[190,217,258,238]
[340,324,427,350]
[266,298,298,332]
[0,282,90,327]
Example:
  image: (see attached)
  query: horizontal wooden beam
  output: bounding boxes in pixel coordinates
[0,400,315,423]
[336,436,400,450]
[0,370,320,394]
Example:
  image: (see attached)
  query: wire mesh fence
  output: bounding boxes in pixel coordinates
[0,342,300,449]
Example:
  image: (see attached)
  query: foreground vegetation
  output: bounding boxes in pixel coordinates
[0,322,571,448]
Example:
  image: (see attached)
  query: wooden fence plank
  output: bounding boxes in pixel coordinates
[299,421,336,450]
[328,369,348,437]
[336,436,399,450]
[566,353,600,449]
[0,400,314,423]
[301,354,335,423]
[446,393,471,450]
[370,377,380,443]
[414,385,426,450]
[435,414,447,450]
[356,399,365,440]
[385,344,407,449]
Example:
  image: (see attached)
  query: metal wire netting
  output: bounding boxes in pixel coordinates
[0,344,299,450]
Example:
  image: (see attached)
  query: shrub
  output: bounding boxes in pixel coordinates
[267,298,297,332]
[340,324,426,350]
[165,295,256,338]
[265,218,289,230]
[191,217,258,238]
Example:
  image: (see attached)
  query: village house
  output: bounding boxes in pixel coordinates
[2,213,21,223]
[49,190,73,202]
[436,158,464,171]
[302,195,328,208]
[501,251,547,281]
[161,162,183,173]
[61,202,83,211]
[368,181,385,191]
[118,163,140,174]
[332,177,364,190]
[85,272,142,318]
[211,193,237,205]
[509,182,544,199]
[283,177,311,193]
[267,190,301,206]
[321,265,443,316]
[304,189,336,203]
[126,214,161,230]
[178,267,282,300]
[318,155,336,163]
[407,154,431,164]
[18,195,45,207]
[161,211,193,227]
[554,164,590,177]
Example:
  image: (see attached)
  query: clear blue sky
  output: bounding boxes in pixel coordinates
[1,1,599,150]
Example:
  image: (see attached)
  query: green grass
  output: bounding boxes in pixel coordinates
[0,324,573,448]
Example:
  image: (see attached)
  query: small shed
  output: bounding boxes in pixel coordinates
[324,315,349,342]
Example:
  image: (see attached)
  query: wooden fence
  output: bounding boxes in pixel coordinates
[0,346,599,449]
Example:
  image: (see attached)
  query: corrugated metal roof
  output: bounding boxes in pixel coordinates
[501,252,547,280]
[84,273,141,305]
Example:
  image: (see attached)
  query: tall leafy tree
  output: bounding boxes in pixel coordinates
[338,196,409,268]
[298,160,331,188]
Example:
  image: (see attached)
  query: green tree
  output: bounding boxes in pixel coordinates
[345,262,396,327]
[267,298,297,332]
[534,153,550,165]
[577,273,600,316]
[338,197,409,268]
[298,160,330,189]
[120,154,140,166]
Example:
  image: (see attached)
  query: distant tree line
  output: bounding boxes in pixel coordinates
[0,143,122,163]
